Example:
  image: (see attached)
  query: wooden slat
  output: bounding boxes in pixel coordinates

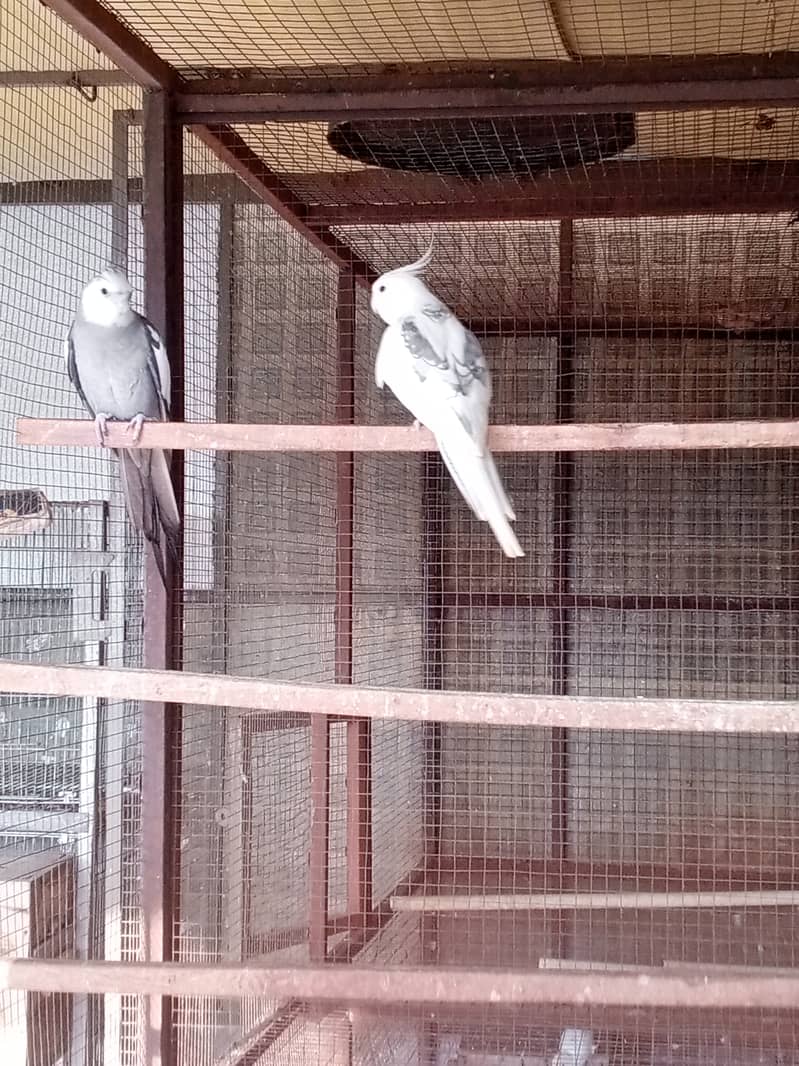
[390,889,799,912]
[0,660,798,733]
[5,958,799,1008]
[17,419,799,453]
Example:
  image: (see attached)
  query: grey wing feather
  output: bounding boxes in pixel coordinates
[400,317,453,379]
[65,330,94,417]
[400,317,489,396]
[141,317,170,416]
[456,329,490,394]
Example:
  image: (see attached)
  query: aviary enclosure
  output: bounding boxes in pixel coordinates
[1,1,799,1065]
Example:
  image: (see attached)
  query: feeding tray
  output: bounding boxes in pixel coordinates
[0,489,53,536]
[327,113,636,178]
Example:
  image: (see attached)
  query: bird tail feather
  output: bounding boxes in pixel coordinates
[117,448,180,583]
[437,439,524,558]
[150,448,181,560]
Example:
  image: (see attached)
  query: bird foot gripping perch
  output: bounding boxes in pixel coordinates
[93,412,111,446]
[125,413,147,444]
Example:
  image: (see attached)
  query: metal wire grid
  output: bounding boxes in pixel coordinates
[152,120,799,1063]
[84,0,799,74]
[166,999,799,1064]
[4,4,799,1061]
[0,6,149,1064]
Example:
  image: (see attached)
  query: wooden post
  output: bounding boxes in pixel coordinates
[140,89,184,1066]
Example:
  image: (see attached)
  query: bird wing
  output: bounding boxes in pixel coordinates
[395,310,491,452]
[64,328,95,417]
[141,316,171,418]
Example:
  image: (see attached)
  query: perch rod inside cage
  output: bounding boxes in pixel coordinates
[390,889,799,912]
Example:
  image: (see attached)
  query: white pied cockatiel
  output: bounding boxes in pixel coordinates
[371,244,524,558]
[65,266,180,584]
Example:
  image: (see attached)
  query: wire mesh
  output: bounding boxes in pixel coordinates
[0,3,149,1065]
[88,0,799,73]
[4,0,799,1059]
[167,109,799,1064]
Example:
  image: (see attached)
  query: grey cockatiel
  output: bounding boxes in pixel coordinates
[65,266,180,583]
[371,244,524,558]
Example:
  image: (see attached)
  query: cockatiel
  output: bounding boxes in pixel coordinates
[65,266,180,583]
[371,244,524,558]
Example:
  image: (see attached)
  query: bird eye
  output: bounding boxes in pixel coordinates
[100,287,108,295]
[379,285,386,292]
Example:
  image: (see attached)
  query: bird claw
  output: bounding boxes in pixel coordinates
[125,413,147,444]
[94,413,110,447]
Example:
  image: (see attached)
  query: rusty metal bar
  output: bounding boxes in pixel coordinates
[176,53,799,100]
[19,418,799,452]
[110,110,134,266]
[422,452,445,873]
[6,168,799,228]
[40,0,176,89]
[309,717,331,962]
[0,68,134,87]
[346,720,372,920]
[444,592,797,613]
[550,220,574,866]
[141,89,184,1066]
[301,160,799,226]
[6,957,799,1008]
[185,588,797,614]
[335,270,356,690]
[175,53,799,122]
[1,660,799,733]
[429,854,799,888]
[467,318,799,340]
[189,125,375,284]
[335,270,373,925]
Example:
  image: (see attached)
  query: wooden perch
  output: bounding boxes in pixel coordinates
[16,418,799,453]
[4,957,799,1008]
[0,660,798,732]
[390,889,799,912]
[540,958,799,976]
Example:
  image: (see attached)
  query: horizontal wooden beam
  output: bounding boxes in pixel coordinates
[4,169,797,233]
[391,889,799,913]
[297,160,799,226]
[4,957,799,1008]
[0,660,797,733]
[445,593,797,614]
[18,418,799,453]
[178,53,799,97]
[175,54,799,122]
[40,0,177,90]
[429,855,799,890]
[467,318,799,340]
[0,69,133,87]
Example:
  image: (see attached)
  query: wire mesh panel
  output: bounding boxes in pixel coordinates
[0,3,150,1063]
[5,0,799,1061]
